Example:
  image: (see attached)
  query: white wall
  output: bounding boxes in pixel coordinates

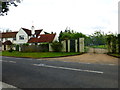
[15,28,29,44]
[1,38,14,43]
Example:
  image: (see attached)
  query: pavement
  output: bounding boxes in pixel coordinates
[1,56,118,88]
[0,81,17,89]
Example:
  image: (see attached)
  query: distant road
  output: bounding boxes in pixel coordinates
[1,56,118,88]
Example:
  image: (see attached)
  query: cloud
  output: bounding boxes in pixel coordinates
[0,0,119,35]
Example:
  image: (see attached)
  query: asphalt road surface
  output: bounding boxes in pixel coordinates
[1,56,118,89]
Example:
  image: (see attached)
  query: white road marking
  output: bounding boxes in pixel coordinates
[33,64,104,74]
[9,61,16,63]
[15,58,22,59]
[2,60,16,63]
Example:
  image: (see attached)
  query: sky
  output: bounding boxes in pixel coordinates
[0,0,119,35]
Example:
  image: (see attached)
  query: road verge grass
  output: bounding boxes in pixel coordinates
[107,53,120,58]
[1,51,82,58]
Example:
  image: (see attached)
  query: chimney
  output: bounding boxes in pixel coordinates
[31,26,35,35]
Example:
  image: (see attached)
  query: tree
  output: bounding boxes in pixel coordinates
[0,0,22,16]
[106,33,118,53]
[90,30,106,45]
[58,28,86,42]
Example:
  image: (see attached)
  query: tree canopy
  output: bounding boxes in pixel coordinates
[58,27,86,42]
[0,0,22,16]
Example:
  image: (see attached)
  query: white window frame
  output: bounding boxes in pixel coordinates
[19,35,24,40]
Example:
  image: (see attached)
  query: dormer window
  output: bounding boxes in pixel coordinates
[19,35,24,40]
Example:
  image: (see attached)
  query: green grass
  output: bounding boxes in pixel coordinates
[90,45,107,49]
[84,46,89,52]
[1,51,81,58]
[110,54,120,57]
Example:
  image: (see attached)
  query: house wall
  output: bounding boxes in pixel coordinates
[53,34,58,42]
[15,28,29,44]
[2,45,4,51]
[1,38,14,43]
[49,43,53,52]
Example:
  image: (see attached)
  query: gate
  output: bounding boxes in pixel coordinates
[70,39,75,52]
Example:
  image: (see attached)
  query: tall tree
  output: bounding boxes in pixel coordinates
[58,28,86,42]
[0,0,22,16]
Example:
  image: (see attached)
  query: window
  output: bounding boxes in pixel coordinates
[19,35,24,40]
[13,38,16,40]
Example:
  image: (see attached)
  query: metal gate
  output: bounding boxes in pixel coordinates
[70,39,75,52]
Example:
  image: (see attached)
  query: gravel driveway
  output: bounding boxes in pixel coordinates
[42,48,118,65]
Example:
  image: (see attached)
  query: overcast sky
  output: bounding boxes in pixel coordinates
[0,0,119,35]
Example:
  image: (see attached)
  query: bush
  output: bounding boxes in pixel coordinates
[23,43,29,46]
[8,48,13,52]
[39,43,49,52]
[51,41,63,52]
[16,45,19,51]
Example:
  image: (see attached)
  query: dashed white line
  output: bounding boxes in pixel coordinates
[9,61,16,63]
[33,64,104,74]
[2,60,16,63]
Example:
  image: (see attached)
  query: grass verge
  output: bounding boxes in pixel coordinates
[107,53,120,58]
[90,45,107,49]
[1,51,82,58]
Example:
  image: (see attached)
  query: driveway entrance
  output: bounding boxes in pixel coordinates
[41,48,118,65]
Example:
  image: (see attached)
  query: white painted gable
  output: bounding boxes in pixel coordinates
[15,28,29,44]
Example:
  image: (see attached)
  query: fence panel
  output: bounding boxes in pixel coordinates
[21,44,49,52]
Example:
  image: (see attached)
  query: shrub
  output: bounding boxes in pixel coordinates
[51,41,63,52]
[39,43,49,52]
[23,43,29,46]
[16,45,19,51]
[8,48,13,52]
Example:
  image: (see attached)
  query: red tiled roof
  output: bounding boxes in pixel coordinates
[28,34,56,43]
[0,32,18,38]
[27,38,39,43]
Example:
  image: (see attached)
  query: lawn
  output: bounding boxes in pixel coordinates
[1,51,81,58]
[90,45,107,49]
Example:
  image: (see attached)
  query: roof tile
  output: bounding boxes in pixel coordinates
[28,34,56,43]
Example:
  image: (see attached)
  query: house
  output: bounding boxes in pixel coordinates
[0,26,57,51]
[0,31,18,50]
[14,27,42,44]
[0,27,42,45]
[0,31,18,44]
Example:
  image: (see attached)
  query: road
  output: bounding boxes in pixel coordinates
[1,56,118,89]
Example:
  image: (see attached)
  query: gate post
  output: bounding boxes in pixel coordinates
[61,40,66,52]
[68,40,70,52]
[75,39,78,52]
[79,38,84,52]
